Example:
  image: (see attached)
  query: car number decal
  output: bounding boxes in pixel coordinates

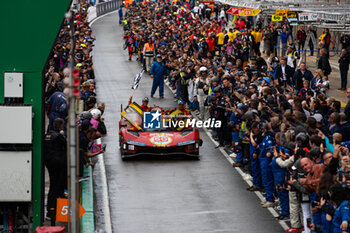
[150,134,173,146]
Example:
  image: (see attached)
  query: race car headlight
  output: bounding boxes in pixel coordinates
[177,140,194,146]
[195,142,199,149]
[127,140,146,146]
[123,143,127,150]
[128,145,135,150]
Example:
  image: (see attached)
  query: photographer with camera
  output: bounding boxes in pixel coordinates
[288,158,326,233]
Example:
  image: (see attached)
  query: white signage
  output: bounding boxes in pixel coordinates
[298,13,318,22]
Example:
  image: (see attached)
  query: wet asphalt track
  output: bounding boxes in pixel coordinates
[91,12,285,233]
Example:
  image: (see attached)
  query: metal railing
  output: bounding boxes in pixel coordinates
[96,0,122,17]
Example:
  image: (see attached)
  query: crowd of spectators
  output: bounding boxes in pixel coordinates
[123,1,350,233]
[43,0,107,224]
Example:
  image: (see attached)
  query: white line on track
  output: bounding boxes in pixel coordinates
[96,138,113,233]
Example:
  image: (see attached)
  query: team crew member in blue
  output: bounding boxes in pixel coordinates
[150,54,166,98]
[246,122,263,191]
[118,6,123,25]
[272,132,290,220]
[331,186,350,233]
[312,183,350,233]
[259,123,276,208]
[45,88,68,132]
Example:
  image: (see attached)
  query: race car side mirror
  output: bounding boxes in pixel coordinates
[199,139,203,147]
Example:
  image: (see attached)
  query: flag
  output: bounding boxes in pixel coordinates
[132,70,144,89]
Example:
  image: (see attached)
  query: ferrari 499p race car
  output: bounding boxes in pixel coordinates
[119,102,203,159]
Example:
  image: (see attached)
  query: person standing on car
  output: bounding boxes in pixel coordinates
[150,54,166,98]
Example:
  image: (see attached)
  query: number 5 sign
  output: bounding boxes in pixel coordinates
[56,198,86,222]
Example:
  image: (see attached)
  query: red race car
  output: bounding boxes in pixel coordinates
[119,102,202,160]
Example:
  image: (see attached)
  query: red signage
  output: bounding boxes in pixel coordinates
[226,7,246,15]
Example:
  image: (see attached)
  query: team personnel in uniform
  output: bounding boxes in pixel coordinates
[150,54,166,98]
[259,123,276,208]
[247,123,263,191]
[272,133,290,220]
[143,37,155,72]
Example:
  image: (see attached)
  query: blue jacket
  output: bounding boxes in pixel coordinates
[333,200,350,233]
[46,91,68,120]
[150,61,166,79]
[280,32,289,44]
[259,135,275,158]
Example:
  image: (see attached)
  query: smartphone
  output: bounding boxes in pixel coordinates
[306,218,312,228]
[102,144,107,151]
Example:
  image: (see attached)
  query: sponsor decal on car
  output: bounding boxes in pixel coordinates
[127,140,146,146]
[177,140,194,146]
[150,133,173,146]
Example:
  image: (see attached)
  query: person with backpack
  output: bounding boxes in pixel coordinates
[339,48,350,90]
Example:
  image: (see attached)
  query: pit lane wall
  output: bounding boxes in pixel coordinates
[81,166,95,233]
[88,0,122,23]
[84,1,121,232]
